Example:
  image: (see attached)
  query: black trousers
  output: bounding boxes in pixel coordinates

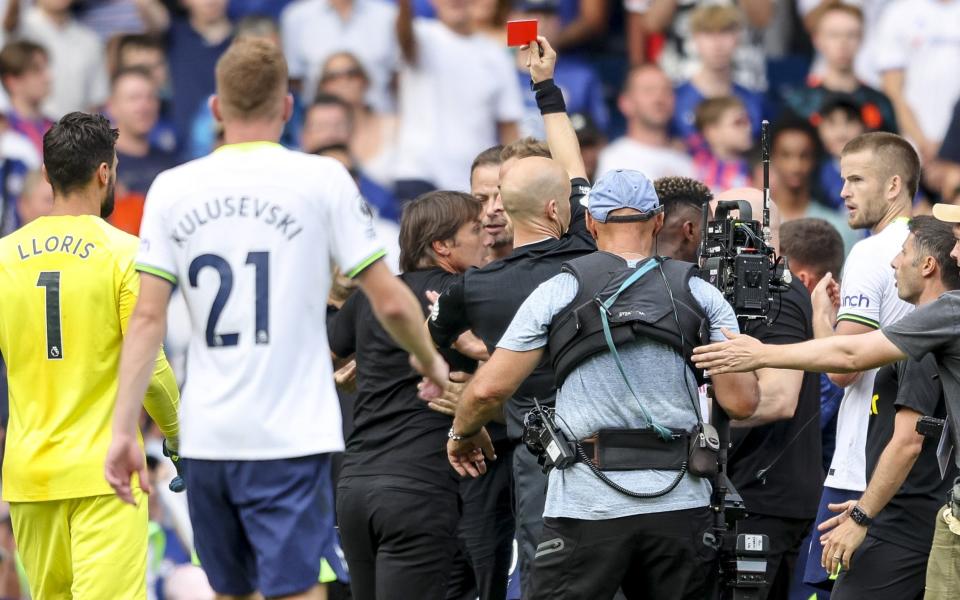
[446,442,516,600]
[337,475,460,600]
[735,513,813,600]
[831,535,928,600]
[528,507,717,600]
[512,442,549,599]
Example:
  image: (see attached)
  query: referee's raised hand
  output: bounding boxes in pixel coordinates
[105,432,152,506]
[524,36,557,84]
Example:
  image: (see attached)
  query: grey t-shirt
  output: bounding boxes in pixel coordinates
[498,264,739,520]
[883,291,960,467]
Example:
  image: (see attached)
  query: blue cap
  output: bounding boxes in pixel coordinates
[515,0,560,12]
[581,169,662,223]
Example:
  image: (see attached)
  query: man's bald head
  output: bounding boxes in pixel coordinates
[500,156,571,225]
[713,187,781,252]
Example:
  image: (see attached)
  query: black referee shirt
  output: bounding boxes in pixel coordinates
[428,178,595,440]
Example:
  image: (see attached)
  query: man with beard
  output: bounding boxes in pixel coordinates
[798,131,917,592]
[0,111,181,599]
[428,36,594,598]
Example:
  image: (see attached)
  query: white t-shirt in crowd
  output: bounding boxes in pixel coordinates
[137,142,384,460]
[20,7,108,117]
[595,137,695,181]
[799,0,894,88]
[395,19,524,192]
[826,218,913,491]
[623,0,770,91]
[874,0,960,143]
[280,0,399,111]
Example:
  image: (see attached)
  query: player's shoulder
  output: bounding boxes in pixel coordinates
[846,232,891,265]
[88,218,140,263]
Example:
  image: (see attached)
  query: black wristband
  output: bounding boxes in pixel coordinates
[533,78,566,115]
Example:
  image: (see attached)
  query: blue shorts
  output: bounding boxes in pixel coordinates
[802,486,861,590]
[184,454,336,597]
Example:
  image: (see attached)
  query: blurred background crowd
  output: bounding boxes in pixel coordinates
[0,0,959,598]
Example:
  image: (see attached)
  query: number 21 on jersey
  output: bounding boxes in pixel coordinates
[189,251,270,348]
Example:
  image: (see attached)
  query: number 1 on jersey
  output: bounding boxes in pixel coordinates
[36,271,63,360]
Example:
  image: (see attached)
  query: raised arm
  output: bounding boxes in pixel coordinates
[527,37,587,181]
[133,0,170,34]
[638,0,679,34]
[396,0,418,65]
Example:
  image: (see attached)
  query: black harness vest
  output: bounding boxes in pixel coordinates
[546,252,709,387]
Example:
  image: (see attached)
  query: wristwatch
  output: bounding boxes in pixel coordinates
[850,505,873,527]
[448,427,478,442]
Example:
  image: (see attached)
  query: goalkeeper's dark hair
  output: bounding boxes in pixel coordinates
[654,176,713,221]
[43,112,118,195]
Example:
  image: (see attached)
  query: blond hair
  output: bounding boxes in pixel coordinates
[500,137,551,162]
[694,96,745,132]
[689,4,743,33]
[215,38,288,121]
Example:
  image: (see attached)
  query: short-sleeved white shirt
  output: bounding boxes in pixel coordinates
[280,0,399,111]
[137,142,384,460]
[827,218,913,491]
[873,0,960,143]
[595,137,695,181]
[395,19,525,192]
[21,8,108,117]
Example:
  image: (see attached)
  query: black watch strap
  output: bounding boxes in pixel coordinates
[850,505,873,527]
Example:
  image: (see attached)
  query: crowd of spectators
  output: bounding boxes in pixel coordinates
[1,0,960,598]
[0,0,957,241]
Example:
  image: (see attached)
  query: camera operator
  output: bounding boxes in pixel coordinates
[820,216,959,599]
[653,177,822,598]
[693,205,960,600]
[427,36,594,597]
[651,176,713,264]
[328,191,487,600]
[718,188,823,599]
[444,169,759,600]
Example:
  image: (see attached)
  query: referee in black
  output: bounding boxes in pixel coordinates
[428,37,594,598]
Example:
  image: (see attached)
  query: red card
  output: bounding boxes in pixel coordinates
[506,20,538,47]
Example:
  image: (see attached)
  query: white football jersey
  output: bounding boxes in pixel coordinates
[827,218,914,491]
[137,142,383,460]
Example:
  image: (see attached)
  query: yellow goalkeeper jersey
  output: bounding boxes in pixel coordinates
[0,214,178,502]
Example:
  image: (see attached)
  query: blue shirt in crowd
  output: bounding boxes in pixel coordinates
[672,81,765,144]
[167,19,233,157]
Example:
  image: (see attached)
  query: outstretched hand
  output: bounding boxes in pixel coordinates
[692,328,765,374]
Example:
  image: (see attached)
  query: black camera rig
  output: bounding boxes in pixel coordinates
[698,121,791,599]
[698,123,791,323]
